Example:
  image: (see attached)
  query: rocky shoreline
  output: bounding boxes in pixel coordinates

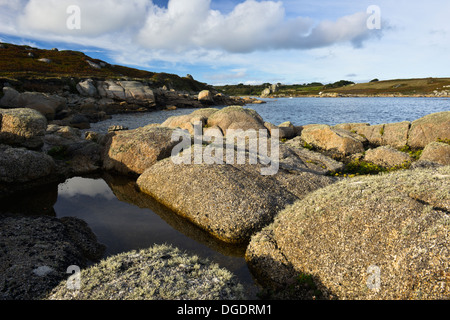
[1,93,449,299]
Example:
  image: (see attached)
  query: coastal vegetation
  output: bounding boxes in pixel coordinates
[0,43,211,94]
[214,77,450,97]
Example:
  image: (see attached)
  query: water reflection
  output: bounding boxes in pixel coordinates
[58,176,116,200]
[0,183,59,216]
[0,174,260,298]
[53,174,260,298]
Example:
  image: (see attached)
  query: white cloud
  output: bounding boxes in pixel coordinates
[1,0,379,54]
[17,0,149,36]
[136,0,376,53]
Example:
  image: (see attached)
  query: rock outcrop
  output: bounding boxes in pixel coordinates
[102,126,182,176]
[0,108,47,149]
[47,244,245,300]
[136,140,337,244]
[301,124,366,157]
[0,87,66,120]
[246,166,450,300]
[207,106,266,134]
[0,144,55,184]
[0,214,105,300]
[408,111,450,149]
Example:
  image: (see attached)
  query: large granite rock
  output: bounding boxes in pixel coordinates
[96,80,155,106]
[0,87,66,120]
[301,125,366,156]
[198,90,215,103]
[47,244,245,300]
[246,166,450,300]
[136,141,336,244]
[0,108,47,149]
[207,106,266,135]
[0,144,55,183]
[0,214,105,300]
[363,146,412,168]
[381,121,410,149]
[102,125,183,176]
[44,125,103,175]
[419,142,450,166]
[408,111,450,149]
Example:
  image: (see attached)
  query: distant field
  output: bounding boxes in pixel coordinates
[323,78,450,96]
[215,78,450,98]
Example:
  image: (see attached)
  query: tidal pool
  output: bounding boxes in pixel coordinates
[2,174,261,299]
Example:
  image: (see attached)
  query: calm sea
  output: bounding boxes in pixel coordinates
[86,97,450,133]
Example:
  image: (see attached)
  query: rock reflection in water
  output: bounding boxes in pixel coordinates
[54,174,260,298]
[0,183,59,216]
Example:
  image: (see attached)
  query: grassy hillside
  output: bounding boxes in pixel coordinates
[215,82,325,97]
[321,78,450,96]
[215,78,450,97]
[0,43,209,93]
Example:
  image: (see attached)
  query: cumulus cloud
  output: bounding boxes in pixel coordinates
[137,0,376,53]
[17,0,149,36]
[0,0,381,55]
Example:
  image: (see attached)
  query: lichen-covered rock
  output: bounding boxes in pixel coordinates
[381,121,410,149]
[0,214,105,300]
[137,142,336,243]
[198,90,214,103]
[246,166,450,300]
[207,106,266,134]
[0,87,66,120]
[96,81,155,106]
[0,145,55,183]
[0,108,47,149]
[301,125,366,156]
[363,146,412,168]
[419,142,450,166]
[354,124,384,146]
[284,137,345,174]
[47,244,245,300]
[44,125,102,175]
[102,125,183,176]
[408,111,450,149]
[161,114,206,135]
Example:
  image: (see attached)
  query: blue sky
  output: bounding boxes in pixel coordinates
[1,0,449,85]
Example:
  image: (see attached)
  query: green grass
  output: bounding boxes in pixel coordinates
[330,159,412,178]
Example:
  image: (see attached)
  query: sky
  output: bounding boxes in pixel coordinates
[0,0,449,85]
